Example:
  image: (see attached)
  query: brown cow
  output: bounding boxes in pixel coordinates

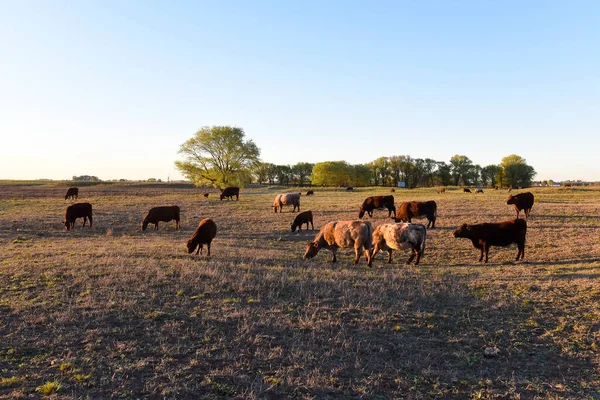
[291,210,314,232]
[203,193,209,198]
[358,195,396,219]
[390,188,395,193]
[220,187,240,201]
[453,219,527,263]
[372,223,427,265]
[463,188,471,193]
[346,187,354,191]
[306,190,314,196]
[303,220,373,267]
[393,200,437,229]
[187,218,217,256]
[142,206,180,231]
[475,189,484,194]
[506,192,534,218]
[65,187,79,200]
[439,188,446,194]
[64,202,92,230]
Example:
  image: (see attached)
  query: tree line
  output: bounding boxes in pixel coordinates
[175,126,537,188]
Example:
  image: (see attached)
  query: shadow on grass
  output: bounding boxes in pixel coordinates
[2,265,598,398]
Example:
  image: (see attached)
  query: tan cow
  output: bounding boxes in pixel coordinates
[303,220,373,267]
[273,193,301,213]
[372,223,427,265]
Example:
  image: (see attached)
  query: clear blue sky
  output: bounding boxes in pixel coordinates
[1,1,598,181]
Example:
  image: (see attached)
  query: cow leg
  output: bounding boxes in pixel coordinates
[310,220,314,230]
[478,246,484,262]
[176,220,180,230]
[372,243,381,260]
[82,217,87,227]
[484,244,490,263]
[207,243,211,257]
[353,246,360,264]
[89,215,93,228]
[330,248,337,263]
[516,243,525,260]
[364,245,373,267]
[196,244,201,255]
[414,248,421,265]
[155,223,159,230]
[387,249,393,263]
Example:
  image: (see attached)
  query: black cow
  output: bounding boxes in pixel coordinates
[358,195,396,219]
[453,219,527,263]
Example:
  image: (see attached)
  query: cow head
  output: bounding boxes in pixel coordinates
[303,241,320,260]
[291,222,298,232]
[453,224,470,238]
[141,220,149,231]
[186,239,197,254]
[506,195,517,205]
[358,208,365,219]
[63,220,70,230]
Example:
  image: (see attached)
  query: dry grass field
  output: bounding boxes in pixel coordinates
[1,182,599,399]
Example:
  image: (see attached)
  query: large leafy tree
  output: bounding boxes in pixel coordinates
[292,162,315,186]
[450,155,474,186]
[501,154,536,187]
[311,161,353,186]
[481,164,502,187]
[175,126,260,188]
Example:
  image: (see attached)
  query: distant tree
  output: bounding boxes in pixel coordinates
[372,157,391,186]
[396,155,415,187]
[147,178,157,182]
[422,158,438,187]
[292,162,314,186]
[275,165,292,185]
[481,165,502,187]
[174,126,260,188]
[501,154,536,187]
[251,162,270,184]
[449,155,474,186]
[411,158,428,188]
[73,175,100,182]
[547,179,554,186]
[352,164,372,187]
[265,163,278,185]
[311,161,353,186]
[436,162,452,186]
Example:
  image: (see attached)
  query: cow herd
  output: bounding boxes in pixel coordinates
[61,186,535,266]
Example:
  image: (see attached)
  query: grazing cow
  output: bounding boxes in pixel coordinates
[494,186,499,190]
[65,187,79,200]
[463,188,472,193]
[203,193,209,198]
[187,218,217,256]
[142,206,180,231]
[273,193,301,213]
[303,220,373,267]
[393,200,437,229]
[358,195,396,219]
[220,187,240,201]
[291,210,314,232]
[475,189,484,194]
[390,188,395,193]
[306,190,314,196]
[439,188,446,194]
[346,187,354,191]
[64,202,92,230]
[372,223,427,265]
[564,184,572,187]
[506,192,535,218]
[453,219,527,263]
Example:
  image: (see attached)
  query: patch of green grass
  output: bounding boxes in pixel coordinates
[36,380,62,395]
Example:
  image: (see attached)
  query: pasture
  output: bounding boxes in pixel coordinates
[1,183,599,399]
